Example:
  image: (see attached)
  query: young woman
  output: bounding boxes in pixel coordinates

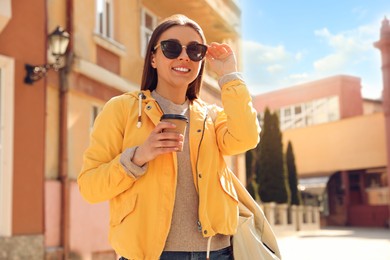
[78,14,260,260]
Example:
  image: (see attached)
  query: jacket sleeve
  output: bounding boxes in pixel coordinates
[78,96,136,203]
[214,79,261,155]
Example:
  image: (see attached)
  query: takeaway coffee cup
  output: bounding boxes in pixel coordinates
[160,114,188,152]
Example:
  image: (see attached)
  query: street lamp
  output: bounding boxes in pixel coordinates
[24,26,70,84]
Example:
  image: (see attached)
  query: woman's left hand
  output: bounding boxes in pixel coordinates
[206,42,237,78]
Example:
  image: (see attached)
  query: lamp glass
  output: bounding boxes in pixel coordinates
[48,27,70,57]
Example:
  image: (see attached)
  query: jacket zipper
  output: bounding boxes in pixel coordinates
[195,113,207,190]
[195,111,208,232]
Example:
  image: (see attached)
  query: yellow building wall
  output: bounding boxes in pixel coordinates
[68,91,105,180]
[283,113,387,176]
[47,0,67,32]
[45,86,60,179]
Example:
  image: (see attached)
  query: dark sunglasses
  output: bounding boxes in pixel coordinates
[154,40,208,62]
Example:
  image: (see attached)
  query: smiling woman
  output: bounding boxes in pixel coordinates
[78,14,261,260]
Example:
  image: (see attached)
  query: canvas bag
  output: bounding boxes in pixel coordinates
[206,105,281,259]
[231,173,282,260]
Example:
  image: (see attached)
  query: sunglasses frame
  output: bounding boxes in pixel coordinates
[154,40,208,62]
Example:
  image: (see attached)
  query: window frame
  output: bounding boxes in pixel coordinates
[140,8,157,57]
[90,104,102,132]
[96,0,114,39]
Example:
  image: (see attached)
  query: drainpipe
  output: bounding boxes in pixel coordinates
[59,0,73,258]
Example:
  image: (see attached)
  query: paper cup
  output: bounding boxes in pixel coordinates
[160,114,188,152]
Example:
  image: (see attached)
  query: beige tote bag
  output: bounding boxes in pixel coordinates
[231,173,282,260]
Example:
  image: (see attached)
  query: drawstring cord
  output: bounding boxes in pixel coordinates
[137,92,144,128]
[206,236,212,260]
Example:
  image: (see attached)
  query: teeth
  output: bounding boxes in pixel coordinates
[173,67,190,72]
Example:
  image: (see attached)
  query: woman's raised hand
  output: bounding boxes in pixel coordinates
[206,42,237,78]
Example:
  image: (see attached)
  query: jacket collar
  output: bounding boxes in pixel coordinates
[127,90,209,127]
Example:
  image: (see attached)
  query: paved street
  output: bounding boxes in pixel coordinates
[277,227,390,260]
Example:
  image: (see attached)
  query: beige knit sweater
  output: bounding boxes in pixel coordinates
[151,91,230,252]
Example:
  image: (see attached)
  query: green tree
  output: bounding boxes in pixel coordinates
[245,148,257,199]
[245,114,262,200]
[256,108,288,203]
[286,141,302,205]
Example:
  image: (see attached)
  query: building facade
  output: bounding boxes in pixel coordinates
[0,0,46,259]
[374,16,390,228]
[0,0,245,259]
[253,43,390,227]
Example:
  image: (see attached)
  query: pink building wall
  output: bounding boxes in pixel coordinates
[69,182,112,256]
[45,181,112,257]
[45,181,61,247]
[253,75,364,119]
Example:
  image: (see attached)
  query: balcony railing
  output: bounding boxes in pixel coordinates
[261,203,321,237]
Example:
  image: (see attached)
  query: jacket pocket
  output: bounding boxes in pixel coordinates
[109,193,138,226]
[218,168,239,203]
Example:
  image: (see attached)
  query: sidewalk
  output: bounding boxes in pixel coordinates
[276,227,390,260]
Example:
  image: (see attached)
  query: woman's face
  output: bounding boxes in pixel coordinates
[151,25,204,93]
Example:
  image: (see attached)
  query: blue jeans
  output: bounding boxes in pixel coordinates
[119,246,234,260]
[160,246,233,260]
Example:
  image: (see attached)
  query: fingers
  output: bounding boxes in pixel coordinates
[205,42,237,77]
[153,121,176,133]
[151,121,184,151]
[134,122,184,165]
[206,42,233,59]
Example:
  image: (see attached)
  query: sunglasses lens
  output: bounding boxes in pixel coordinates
[160,41,207,61]
[161,41,182,59]
[187,43,207,61]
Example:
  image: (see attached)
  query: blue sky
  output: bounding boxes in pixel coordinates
[240,0,389,99]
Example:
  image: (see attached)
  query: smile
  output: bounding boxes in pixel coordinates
[172,67,190,72]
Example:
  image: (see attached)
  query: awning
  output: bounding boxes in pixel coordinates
[298,176,330,195]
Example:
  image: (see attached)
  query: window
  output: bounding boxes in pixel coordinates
[294,105,302,115]
[141,8,157,57]
[278,96,340,130]
[327,96,340,122]
[0,55,14,236]
[96,0,114,38]
[90,105,102,132]
[284,107,291,117]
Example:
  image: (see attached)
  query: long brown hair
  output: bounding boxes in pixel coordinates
[140,14,206,101]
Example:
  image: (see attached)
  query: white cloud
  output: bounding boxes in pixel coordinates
[242,40,290,64]
[313,24,378,75]
[242,40,312,95]
[295,52,303,61]
[289,73,309,80]
[314,26,371,52]
[266,64,284,73]
[314,53,347,72]
[352,6,368,20]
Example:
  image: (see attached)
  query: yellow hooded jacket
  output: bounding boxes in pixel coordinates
[78,79,260,259]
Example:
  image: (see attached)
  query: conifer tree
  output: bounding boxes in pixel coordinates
[245,149,257,198]
[286,141,302,205]
[256,108,288,203]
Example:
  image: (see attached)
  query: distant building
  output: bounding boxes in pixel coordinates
[253,73,389,227]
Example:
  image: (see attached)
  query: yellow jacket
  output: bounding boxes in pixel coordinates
[78,79,260,259]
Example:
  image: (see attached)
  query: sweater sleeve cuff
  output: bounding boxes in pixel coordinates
[120,147,148,178]
[218,72,245,87]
